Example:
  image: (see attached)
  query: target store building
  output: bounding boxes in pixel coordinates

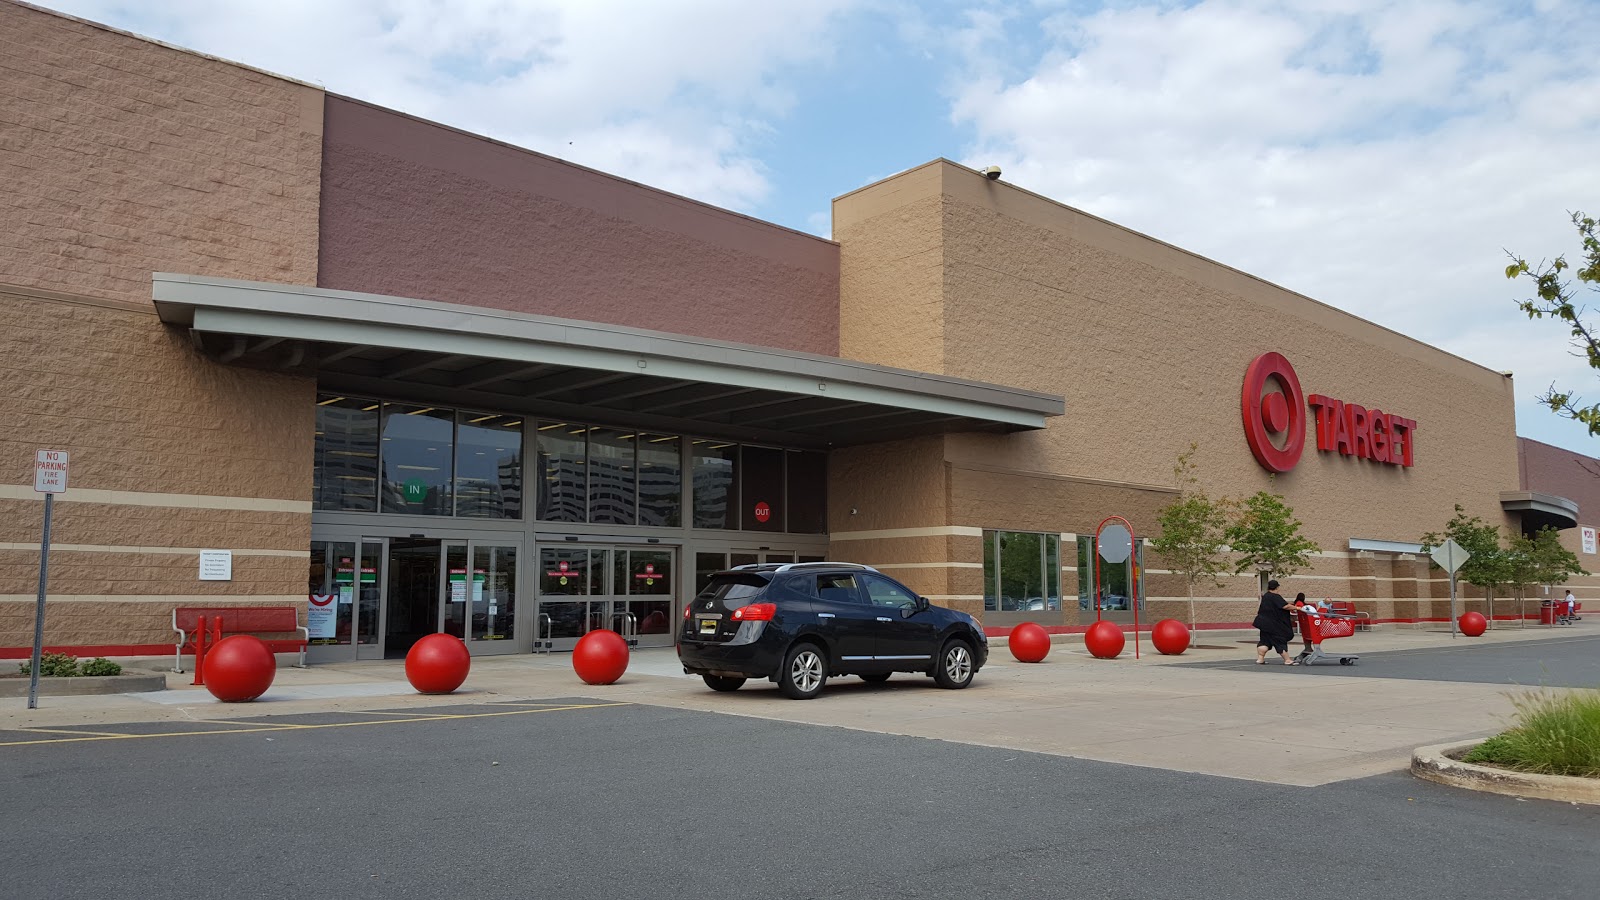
[1,1,1594,661]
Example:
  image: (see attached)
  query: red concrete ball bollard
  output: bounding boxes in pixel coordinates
[1458,611,1488,637]
[573,629,630,685]
[1151,618,1191,656]
[405,633,471,694]
[1084,620,1126,659]
[203,634,276,702]
[1008,621,1051,663]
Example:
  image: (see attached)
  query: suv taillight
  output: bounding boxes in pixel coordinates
[732,603,776,622]
[683,604,692,620]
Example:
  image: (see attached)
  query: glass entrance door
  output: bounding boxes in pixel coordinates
[307,538,385,663]
[386,537,443,659]
[535,545,677,651]
[446,541,518,649]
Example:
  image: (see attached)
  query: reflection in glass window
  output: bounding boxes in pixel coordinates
[695,552,726,594]
[455,412,522,519]
[638,434,682,527]
[380,404,454,514]
[588,428,636,525]
[314,396,378,511]
[786,450,826,533]
[1076,534,1140,611]
[537,423,587,522]
[983,530,1062,612]
[691,441,737,529]
[740,445,784,532]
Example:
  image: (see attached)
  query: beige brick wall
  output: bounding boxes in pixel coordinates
[834,160,1528,624]
[0,4,324,649]
[0,290,315,648]
[0,1,323,304]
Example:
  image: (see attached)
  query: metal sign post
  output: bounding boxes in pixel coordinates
[29,450,69,710]
[1429,538,1470,640]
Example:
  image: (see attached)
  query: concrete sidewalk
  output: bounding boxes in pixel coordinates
[3,621,1592,787]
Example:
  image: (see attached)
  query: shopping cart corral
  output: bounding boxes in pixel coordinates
[1295,609,1361,666]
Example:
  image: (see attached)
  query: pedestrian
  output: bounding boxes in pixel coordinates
[1565,589,1577,621]
[1294,592,1315,656]
[1253,579,1297,665]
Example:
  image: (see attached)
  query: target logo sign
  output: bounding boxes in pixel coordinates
[1241,352,1307,473]
[1242,352,1417,473]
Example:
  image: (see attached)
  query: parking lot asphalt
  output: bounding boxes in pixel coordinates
[3,700,1596,900]
[1179,633,1600,687]
[5,624,1595,789]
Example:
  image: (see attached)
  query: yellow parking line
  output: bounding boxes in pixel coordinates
[0,702,630,748]
[18,727,131,738]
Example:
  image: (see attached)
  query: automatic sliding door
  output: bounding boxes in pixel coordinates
[537,547,605,651]
[469,542,517,647]
[309,537,386,663]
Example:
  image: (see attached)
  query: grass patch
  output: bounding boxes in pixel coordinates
[1462,690,1600,779]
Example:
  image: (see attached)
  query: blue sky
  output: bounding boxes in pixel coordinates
[36,0,1600,453]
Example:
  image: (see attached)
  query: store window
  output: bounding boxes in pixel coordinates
[314,396,379,511]
[1076,535,1143,611]
[537,423,587,523]
[741,445,785,532]
[454,412,522,519]
[982,530,1062,612]
[638,434,682,527]
[380,404,454,515]
[691,441,738,529]
[786,450,827,534]
[588,428,636,525]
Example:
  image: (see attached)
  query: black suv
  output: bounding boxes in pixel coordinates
[677,562,988,699]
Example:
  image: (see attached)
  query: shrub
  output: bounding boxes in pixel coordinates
[78,657,122,677]
[17,652,81,677]
[1463,690,1600,778]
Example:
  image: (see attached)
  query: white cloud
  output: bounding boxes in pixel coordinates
[40,0,862,210]
[946,0,1600,449]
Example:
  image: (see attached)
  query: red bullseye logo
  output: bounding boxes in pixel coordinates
[1241,352,1306,473]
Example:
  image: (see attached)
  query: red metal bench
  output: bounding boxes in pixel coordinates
[1326,600,1371,630]
[173,606,308,673]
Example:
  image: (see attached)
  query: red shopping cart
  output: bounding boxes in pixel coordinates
[1294,609,1360,666]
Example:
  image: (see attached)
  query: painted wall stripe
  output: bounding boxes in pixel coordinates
[0,484,310,513]
[0,594,307,604]
[830,525,984,541]
[870,562,984,570]
[922,594,983,601]
[0,543,307,557]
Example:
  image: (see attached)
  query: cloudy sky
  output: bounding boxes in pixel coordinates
[38,0,1600,452]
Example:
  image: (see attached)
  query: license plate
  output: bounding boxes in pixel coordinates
[698,618,719,635]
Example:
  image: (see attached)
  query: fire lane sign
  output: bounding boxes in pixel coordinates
[34,449,69,494]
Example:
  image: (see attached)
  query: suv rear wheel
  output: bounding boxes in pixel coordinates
[933,639,975,689]
[778,642,828,700]
[702,674,746,692]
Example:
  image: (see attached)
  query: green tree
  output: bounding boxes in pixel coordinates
[1420,504,1511,621]
[1505,527,1587,620]
[1225,486,1321,593]
[1150,444,1229,631]
[1507,211,1600,434]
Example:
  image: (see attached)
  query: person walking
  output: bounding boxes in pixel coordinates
[1253,579,1297,665]
[1293,592,1315,656]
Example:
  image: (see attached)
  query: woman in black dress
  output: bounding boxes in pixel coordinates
[1253,579,1297,665]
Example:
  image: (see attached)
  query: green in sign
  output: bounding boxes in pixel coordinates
[403,478,429,504]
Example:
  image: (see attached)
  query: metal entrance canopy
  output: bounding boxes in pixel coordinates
[153,274,1064,448]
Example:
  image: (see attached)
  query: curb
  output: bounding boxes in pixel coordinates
[1411,740,1600,806]
[0,674,167,698]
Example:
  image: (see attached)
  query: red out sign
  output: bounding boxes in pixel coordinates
[1242,353,1416,473]
[753,502,772,523]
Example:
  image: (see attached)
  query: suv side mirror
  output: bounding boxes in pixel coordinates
[915,595,929,612]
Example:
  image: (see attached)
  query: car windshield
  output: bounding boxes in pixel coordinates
[694,574,769,609]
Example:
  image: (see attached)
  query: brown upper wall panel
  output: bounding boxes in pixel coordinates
[317,96,841,356]
[1519,437,1600,516]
